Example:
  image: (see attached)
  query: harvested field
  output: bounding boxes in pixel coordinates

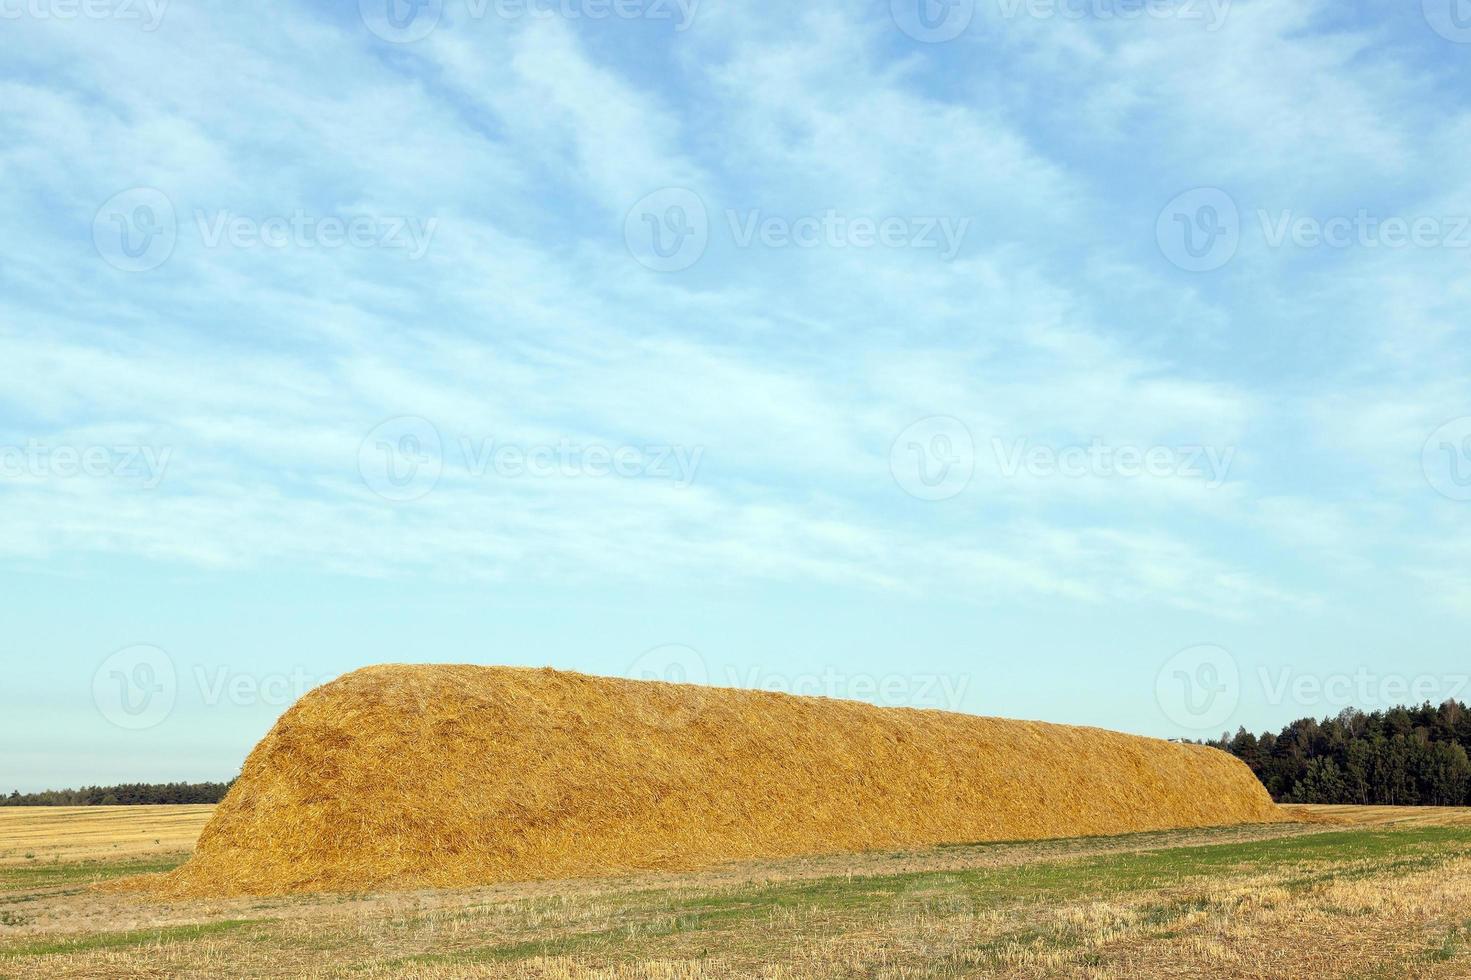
[0,806,213,865]
[1283,804,1471,828]
[134,664,1282,897]
[4,805,1471,978]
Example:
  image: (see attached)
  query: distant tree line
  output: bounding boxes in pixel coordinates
[2,781,234,806]
[1209,701,1471,805]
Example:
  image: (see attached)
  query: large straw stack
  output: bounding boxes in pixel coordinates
[143,664,1283,896]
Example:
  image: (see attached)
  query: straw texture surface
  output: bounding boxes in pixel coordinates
[145,664,1284,896]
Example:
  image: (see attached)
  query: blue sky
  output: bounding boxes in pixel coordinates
[3,0,1471,792]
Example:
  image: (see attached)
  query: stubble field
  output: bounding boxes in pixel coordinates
[2,804,1471,978]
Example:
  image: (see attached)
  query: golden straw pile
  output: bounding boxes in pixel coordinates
[139,664,1284,896]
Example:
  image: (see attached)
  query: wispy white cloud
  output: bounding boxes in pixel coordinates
[2,0,1468,635]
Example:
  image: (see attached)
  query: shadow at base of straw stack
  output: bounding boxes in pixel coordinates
[122,664,1286,897]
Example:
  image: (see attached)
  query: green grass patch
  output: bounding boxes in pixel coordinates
[0,919,255,958]
[382,826,1471,970]
[0,855,187,894]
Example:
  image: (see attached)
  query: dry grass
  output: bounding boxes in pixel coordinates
[3,805,1471,978]
[0,806,213,865]
[1284,803,1471,828]
[133,664,1282,896]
